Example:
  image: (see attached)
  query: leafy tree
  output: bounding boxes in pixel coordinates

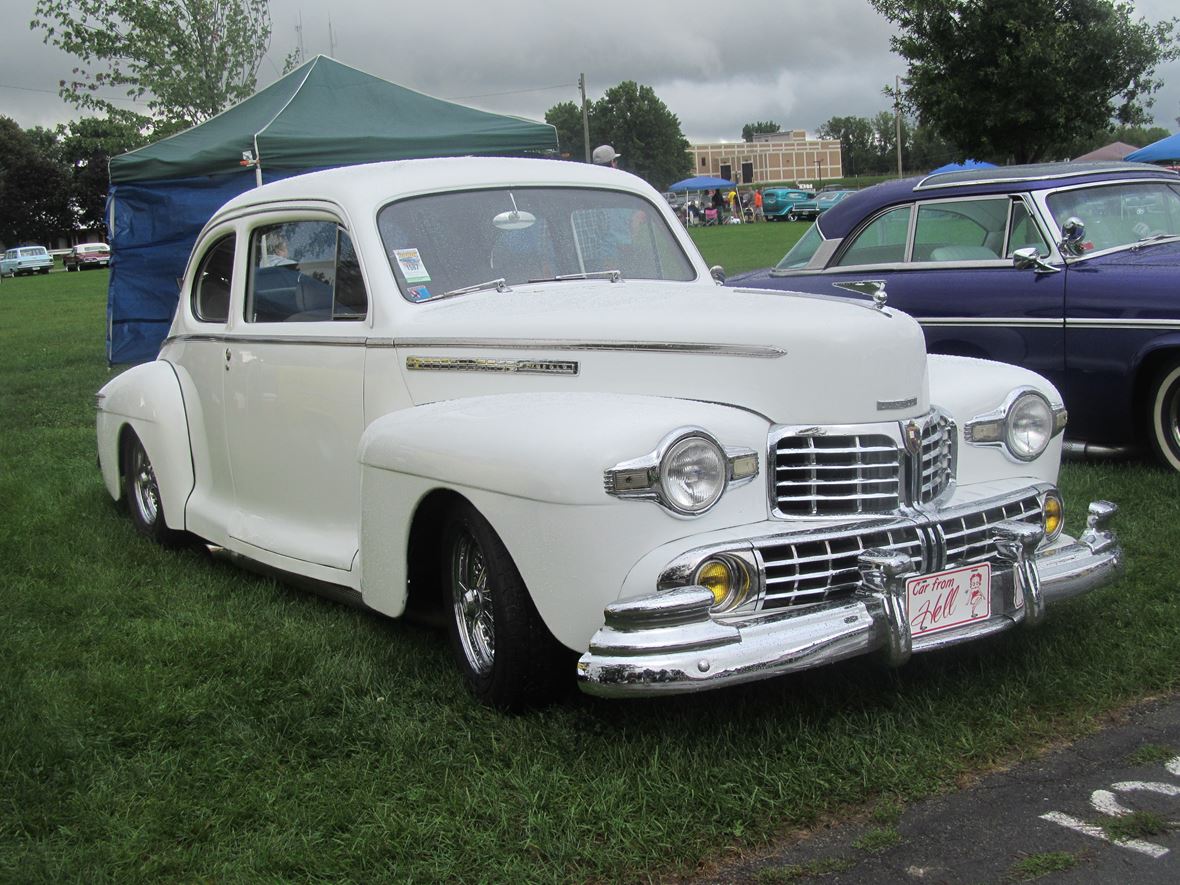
[818,115,879,176]
[872,0,1179,163]
[544,101,586,160]
[589,81,691,189]
[741,120,781,142]
[0,117,72,246]
[31,0,288,132]
[59,117,149,230]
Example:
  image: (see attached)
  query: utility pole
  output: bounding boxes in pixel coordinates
[894,75,903,178]
[579,73,591,163]
[329,17,337,58]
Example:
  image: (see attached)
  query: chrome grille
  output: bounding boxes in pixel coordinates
[772,412,954,517]
[757,525,923,609]
[917,415,954,502]
[939,493,1042,566]
[753,490,1043,612]
[774,435,901,515]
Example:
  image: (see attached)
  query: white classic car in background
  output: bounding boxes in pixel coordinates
[96,158,1123,710]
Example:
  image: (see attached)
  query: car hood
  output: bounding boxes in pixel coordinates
[393,280,930,426]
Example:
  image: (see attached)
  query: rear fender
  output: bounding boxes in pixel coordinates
[96,361,194,531]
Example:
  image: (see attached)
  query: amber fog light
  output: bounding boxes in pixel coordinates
[1042,491,1064,542]
[695,557,750,612]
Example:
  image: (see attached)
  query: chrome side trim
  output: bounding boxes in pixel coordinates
[405,356,578,376]
[917,317,1180,331]
[373,338,788,358]
[165,333,368,347]
[915,165,1174,191]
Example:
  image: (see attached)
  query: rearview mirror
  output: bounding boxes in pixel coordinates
[1060,217,1086,256]
[493,210,536,231]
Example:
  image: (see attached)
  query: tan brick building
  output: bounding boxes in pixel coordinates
[688,130,843,185]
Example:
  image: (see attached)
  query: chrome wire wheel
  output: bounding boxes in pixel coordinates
[450,526,495,676]
[129,439,161,527]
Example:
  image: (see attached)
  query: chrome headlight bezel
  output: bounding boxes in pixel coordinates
[604,428,759,517]
[964,387,1066,463]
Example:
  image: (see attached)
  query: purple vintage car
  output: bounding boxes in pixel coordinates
[731,162,1180,470]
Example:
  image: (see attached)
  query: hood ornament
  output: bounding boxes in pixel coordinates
[833,279,888,309]
[903,419,923,455]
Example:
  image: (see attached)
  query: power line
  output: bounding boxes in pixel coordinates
[0,82,144,104]
[447,83,575,101]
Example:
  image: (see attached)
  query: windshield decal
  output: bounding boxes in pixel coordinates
[394,248,431,283]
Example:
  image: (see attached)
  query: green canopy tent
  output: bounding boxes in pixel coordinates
[107,55,559,363]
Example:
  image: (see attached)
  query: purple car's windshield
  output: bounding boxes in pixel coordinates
[1047,182,1180,253]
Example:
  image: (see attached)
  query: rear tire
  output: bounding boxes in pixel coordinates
[440,501,568,711]
[1148,361,1180,471]
[122,433,188,546]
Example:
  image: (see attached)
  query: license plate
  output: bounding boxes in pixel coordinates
[906,563,991,637]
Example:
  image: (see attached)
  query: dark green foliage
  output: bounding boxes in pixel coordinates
[0,117,73,245]
[742,121,782,142]
[546,81,692,190]
[545,100,586,161]
[872,0,1179,163]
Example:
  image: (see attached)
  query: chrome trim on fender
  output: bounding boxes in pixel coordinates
[405,356,579,376]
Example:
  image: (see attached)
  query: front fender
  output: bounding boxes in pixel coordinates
[358,392,773,640]
[927,354,1063,487]
[95,361,194,531]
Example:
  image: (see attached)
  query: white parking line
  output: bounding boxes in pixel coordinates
[1040,811,1170,858]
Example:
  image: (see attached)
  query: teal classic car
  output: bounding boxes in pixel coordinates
[1,245,53,276]
[761,187,814,221]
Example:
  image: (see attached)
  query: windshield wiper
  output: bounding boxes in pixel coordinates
[1135,232,1177,245]
[437,278,510,300]
[527,269,623,283]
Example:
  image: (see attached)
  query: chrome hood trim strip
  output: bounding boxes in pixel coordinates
[373,337,787,358]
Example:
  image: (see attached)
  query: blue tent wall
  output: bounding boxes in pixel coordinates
[106,169,305,364]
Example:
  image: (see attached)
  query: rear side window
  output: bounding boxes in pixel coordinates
[246,221,369,322]
[191,235,235,323]
[912,198,1009,262]
[836,206,912,266]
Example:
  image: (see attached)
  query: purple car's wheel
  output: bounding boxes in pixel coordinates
[1149,362,1180,472]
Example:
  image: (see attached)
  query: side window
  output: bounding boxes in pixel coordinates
[247,221,368,322]
[912,198,1008,262]
[191,235,235,324]
[836,206,912,267]
[1005,200,1050,257]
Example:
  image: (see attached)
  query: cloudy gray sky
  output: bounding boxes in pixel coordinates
[2,0,1177,144]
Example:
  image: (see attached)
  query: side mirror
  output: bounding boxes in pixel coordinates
[1060,217,1086,256]
[710,265,726,283]
[1012,247,1060,274]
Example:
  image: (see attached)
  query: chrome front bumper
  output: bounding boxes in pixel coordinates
[576,500,1122,697]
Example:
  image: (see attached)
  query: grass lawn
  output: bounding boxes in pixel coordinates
[2,258,1179,882]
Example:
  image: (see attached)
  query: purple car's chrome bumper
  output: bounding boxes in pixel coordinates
[576,501,1121,697]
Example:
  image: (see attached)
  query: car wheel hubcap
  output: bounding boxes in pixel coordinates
[451,528,494,675]
[131,444,160,526]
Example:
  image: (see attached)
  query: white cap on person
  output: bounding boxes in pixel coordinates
[592,144,621,165]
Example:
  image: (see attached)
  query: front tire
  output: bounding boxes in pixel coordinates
[1148,361,1180,471]
[441,502,568,711]
[122,433,187,546]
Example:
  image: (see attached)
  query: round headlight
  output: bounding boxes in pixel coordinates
[659,435,726,514]
[1006,392,1053,461]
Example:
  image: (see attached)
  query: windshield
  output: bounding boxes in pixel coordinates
[378,186,696,301]
[773,223,824,272]
[1046,182,1180,253]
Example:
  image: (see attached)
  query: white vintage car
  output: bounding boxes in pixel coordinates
[96,157,1122,709]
